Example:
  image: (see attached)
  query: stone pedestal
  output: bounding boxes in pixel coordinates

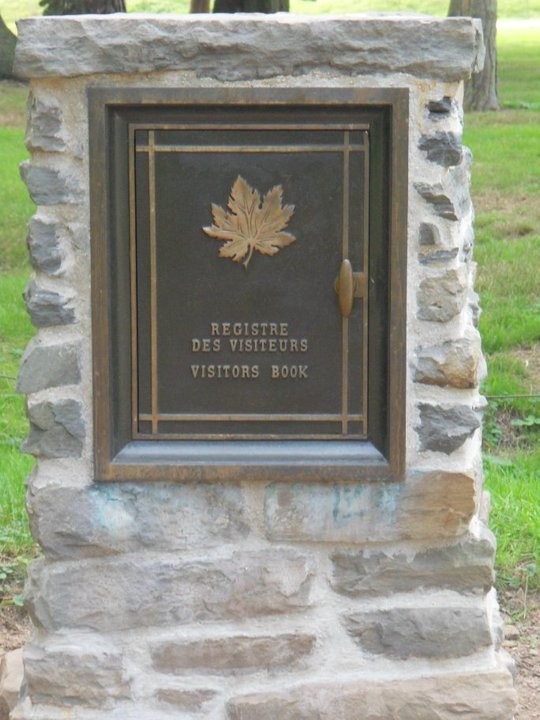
[14,14,515,719]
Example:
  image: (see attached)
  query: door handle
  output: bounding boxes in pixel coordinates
[334,259,366,318]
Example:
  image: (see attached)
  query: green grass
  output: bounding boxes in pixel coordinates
[484,450,540,592]
[0,272,35,555]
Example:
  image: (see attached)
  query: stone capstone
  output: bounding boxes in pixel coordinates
[343,605,492,659]
[14,15,485,82]
[26,216,65,275]
[22,399,84,458]
[417,403,481,454]
[17,339,80,393]
[418,131,462,166]
[25,94,65,152]
[226,669,516,720]
[330,527,495,597]
[19,160,82,205]
[416,266,468,322]
[26,550,314,632]
[413,329,484,388]
[26,482,249,559]
[24,637,130,708]
[23,279,75,328]
[155,688,217,711]
[265,471,475,544]
[151,633,315,675]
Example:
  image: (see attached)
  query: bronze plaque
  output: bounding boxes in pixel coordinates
[89,88,408,482]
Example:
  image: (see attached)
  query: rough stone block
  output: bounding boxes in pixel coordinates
[19,160,82,205]
[265,471,475,544]
[418,131,462,167]
[26,550,314,632]
[427,96,453,116]
[25,94,66,152]
[14,16,485,82]
[155,688,217,711]
[417,403,480,454]
[418,221,440,247]
[413,329,484,388]
[17,339,80,393]
[24,637,130,708]
[26,216,65,275]
[152,633,315,675]
[343,605,491,659]
[419,247,459,265]
[330,527,495,597]
[226,669,516,720]
[23,279,75,328]
[27,482,249,559]
[22,399,84,458]
[0,649,23,719]
[415,155,471,221]
[417,266,468,322]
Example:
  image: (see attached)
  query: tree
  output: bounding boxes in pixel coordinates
[212,0,289,11]
[0,14,16,79]
[190,0,211,11]
[40,0,126,14]
[448,0,499,111]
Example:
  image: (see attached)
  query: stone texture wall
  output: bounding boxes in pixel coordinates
[13,14,515,720]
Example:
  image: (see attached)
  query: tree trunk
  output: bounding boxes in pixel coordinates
[213,0,289,12]
[448,0,499,111]
[0,13,16,79]
[190,0,211,12]
[41,0,126,15]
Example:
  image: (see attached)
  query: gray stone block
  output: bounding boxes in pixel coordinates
[415,181,459,220]
[418,131,462,167]
[26,550,314,632]
[418,222,440,247]
[22,399,84,458]
[265,471,475,544]
[152,634,315,675]
[155,688,217,711]
[413,330,484,388]
[416,266,468,322]
[19,160,82,205]
[24,637,130,708]
[15,16,484,82]
[17,339,80,393]
[419,247,459,265]
[427,96,453,116]
[27,482,249,559]
[343,605,492,659]
[226,669,516,720]
[331,528,495,597]
[23,279,75,328]
[417,403,481,454]
[26,216,65,275]
[25,94,65,152]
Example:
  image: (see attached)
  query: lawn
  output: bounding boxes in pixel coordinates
[0,14,538,594]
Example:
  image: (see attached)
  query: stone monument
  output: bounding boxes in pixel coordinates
[14,13,516,719]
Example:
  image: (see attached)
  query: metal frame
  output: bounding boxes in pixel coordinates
[89,86,408,482]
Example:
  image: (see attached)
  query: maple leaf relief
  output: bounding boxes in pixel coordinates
[203,176,296,270]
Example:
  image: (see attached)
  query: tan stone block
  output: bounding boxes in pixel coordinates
[265,471,475,544]
[152,634,315,675]
[227,669,516,720]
